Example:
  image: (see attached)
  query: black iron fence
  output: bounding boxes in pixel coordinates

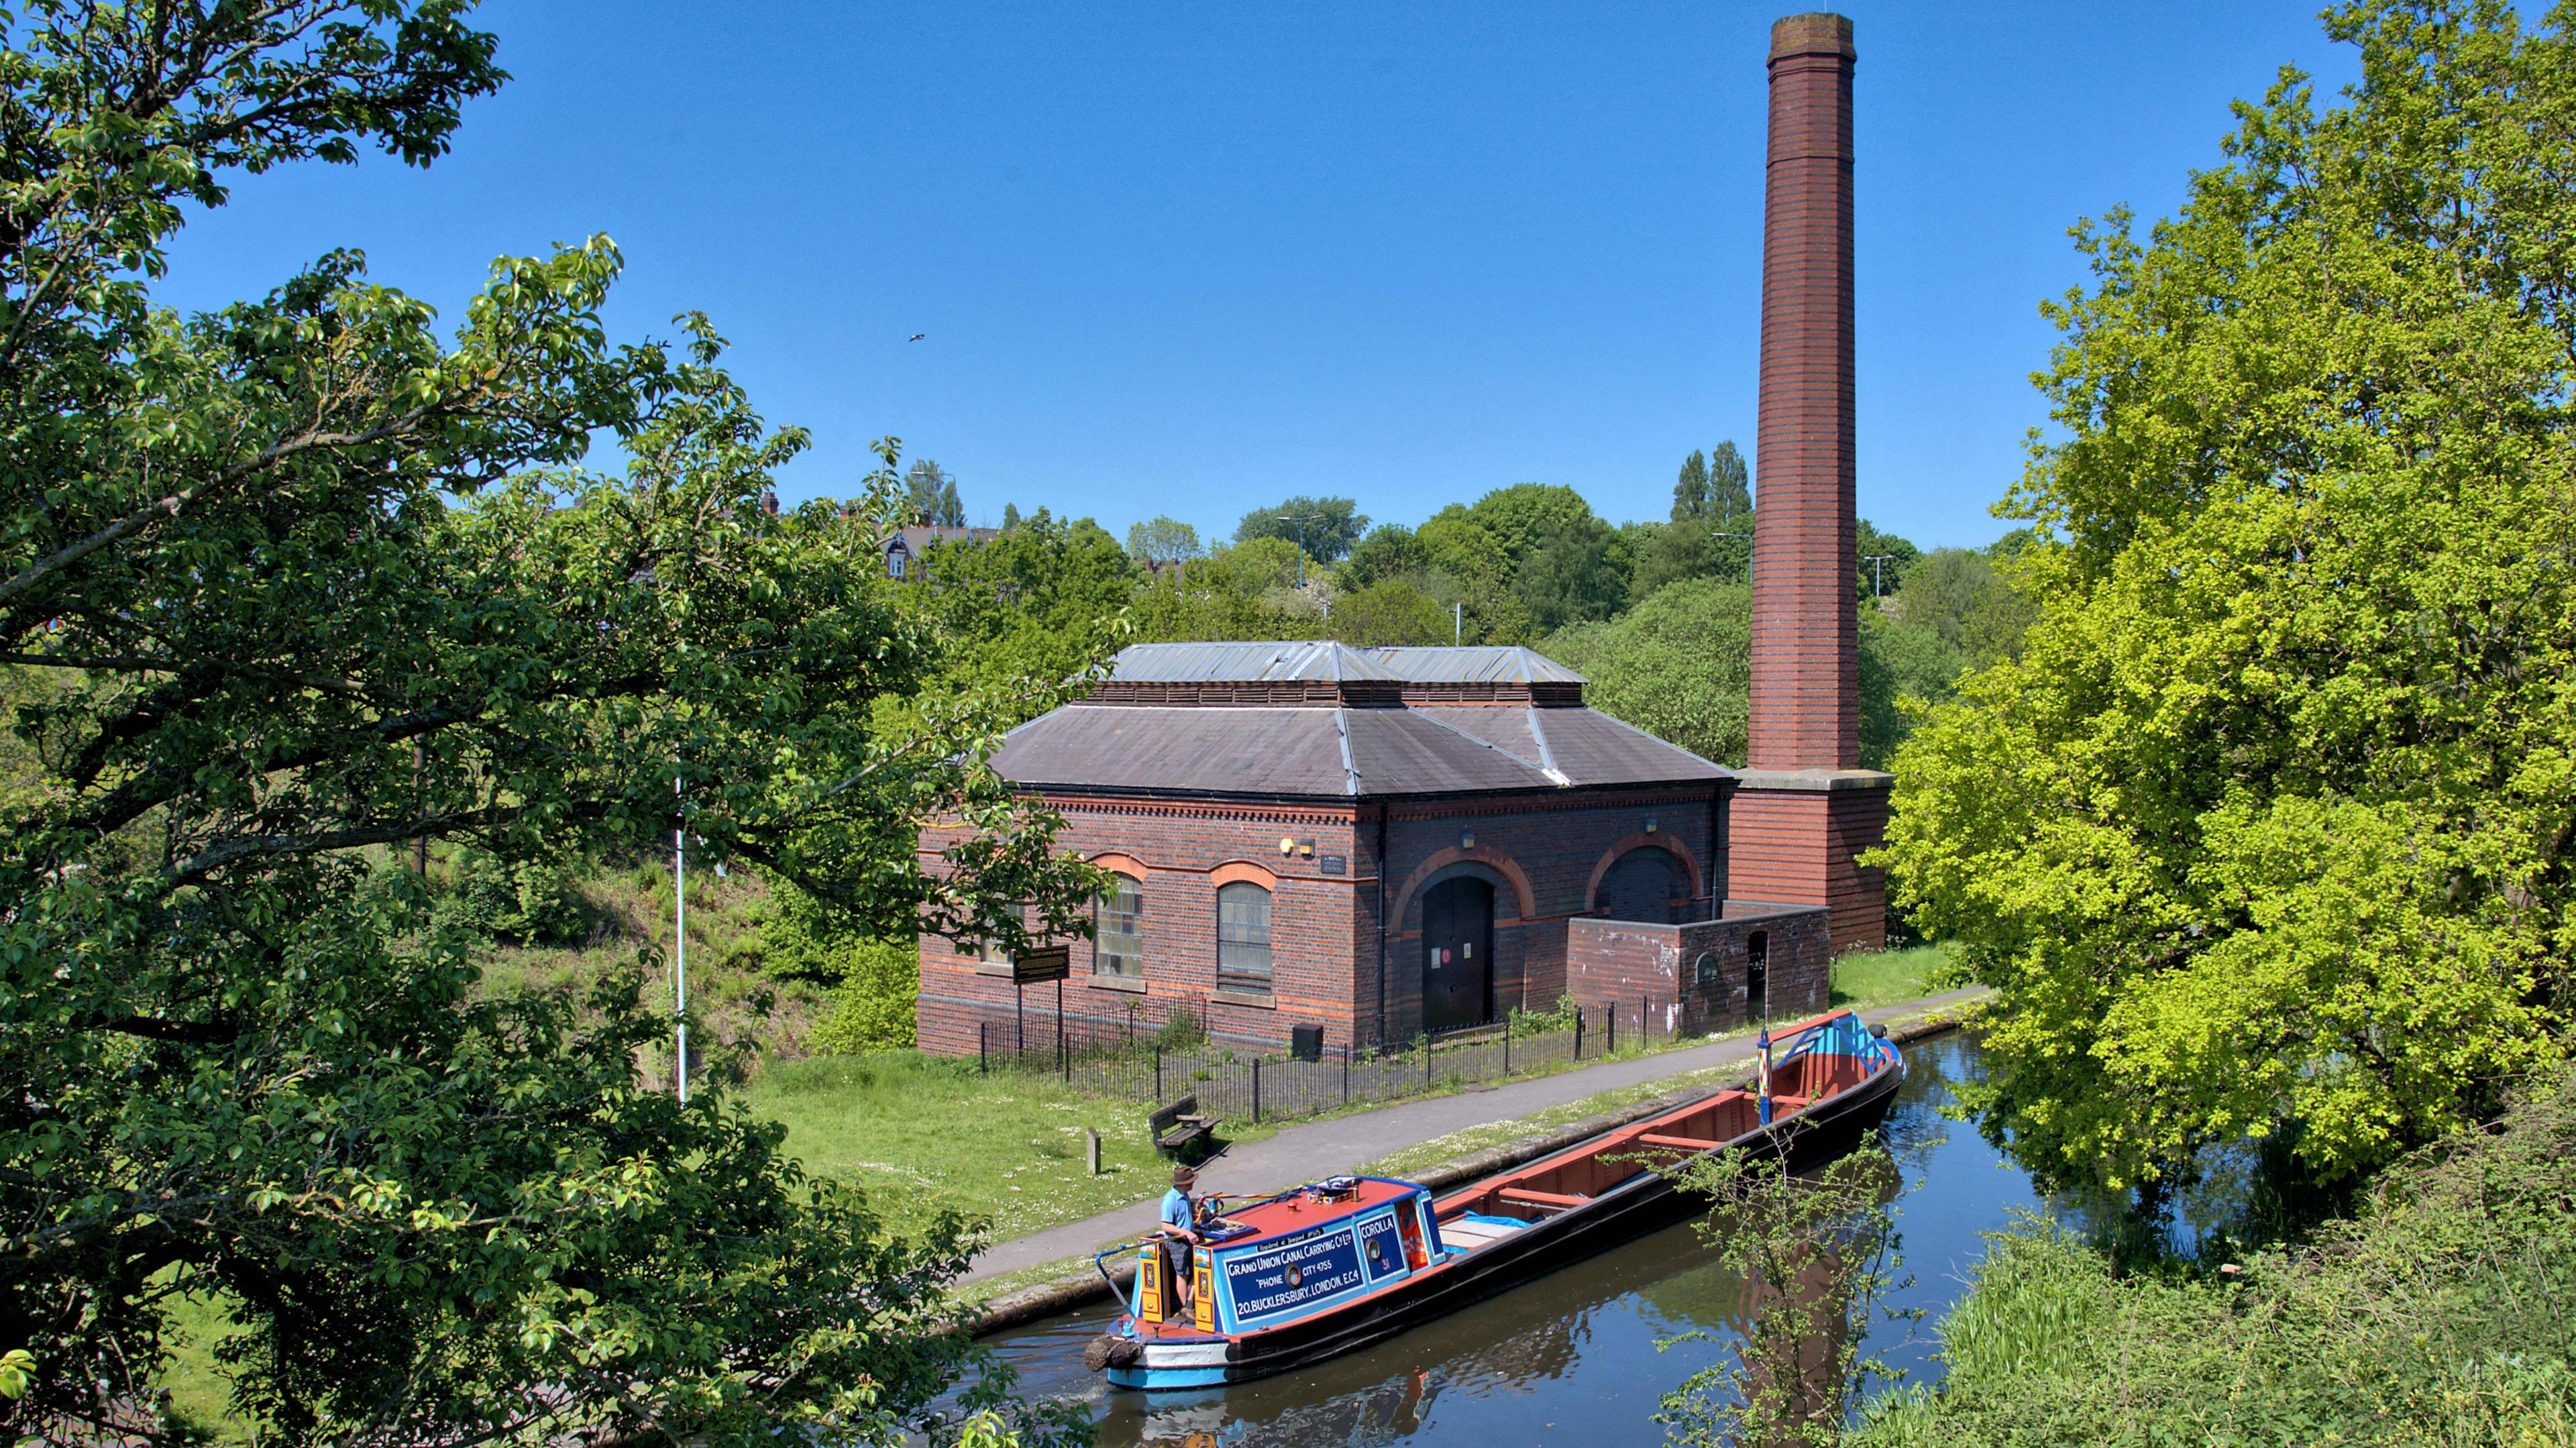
[973,994,1696,1125]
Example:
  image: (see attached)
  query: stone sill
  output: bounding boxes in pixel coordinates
[1085,974,1148,995]
[1212,988,1277,1009]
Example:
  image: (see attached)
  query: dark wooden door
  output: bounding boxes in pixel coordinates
[1421,877,1494,1033]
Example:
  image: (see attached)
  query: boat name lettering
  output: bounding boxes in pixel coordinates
[1222,1222,1367,1323]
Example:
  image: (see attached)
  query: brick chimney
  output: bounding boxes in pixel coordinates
[1730,13,1890,955]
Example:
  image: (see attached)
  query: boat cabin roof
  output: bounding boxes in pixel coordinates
[1211,1177,1416,1245]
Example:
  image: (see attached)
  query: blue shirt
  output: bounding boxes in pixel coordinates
[1160,1187,1195,1232]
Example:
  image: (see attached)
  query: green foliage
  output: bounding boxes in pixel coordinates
[1853,518,1919,602]
[1633,516,1753,598]
[1857,606,1968,771]
[1549,579,1753,766]
[1232,494,1368,561]
[904,508,1136,722]
[1886,545,2036,666]
[431,844,589,945]
[1857,1062,2576,1447]
[1658,1143,1912,1448]
[767,887,922,1055]
[1336,522,1434,591]
[1330,577,1454,646]
[1513,512,1631,630]
[1878,0,2576,1192]
[904,457,963,526]
[1124,514,1202,565]
[0,4,1091,1441]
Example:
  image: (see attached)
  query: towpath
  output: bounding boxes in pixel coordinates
[961,987,1986,1283]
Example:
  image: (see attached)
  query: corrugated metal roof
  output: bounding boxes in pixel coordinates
[1106,641,1396,683]
[1364,645,1588,685]
[991,700,1727,797]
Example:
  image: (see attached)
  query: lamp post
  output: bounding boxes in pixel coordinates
[1275,513,1325,589]
[673,768,687,1105]
[1862,553,1894,598]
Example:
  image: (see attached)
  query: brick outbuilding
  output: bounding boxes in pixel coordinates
[915,643,1831,1056]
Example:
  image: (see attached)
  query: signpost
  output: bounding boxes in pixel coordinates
[1011,945,1071,1059]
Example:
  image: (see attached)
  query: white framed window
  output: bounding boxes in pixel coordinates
[1216,882,1272,995]
[1095,874,1144,977]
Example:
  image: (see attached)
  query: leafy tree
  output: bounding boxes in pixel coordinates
[1547,579,1753,766]
[1329,578,1452,646]
[1857,608,1966,771]
[0,4,1091,1442]
[1890,544,2037,665]
[904,458,963,526]
[1672,449,1712,521]
[1124,514,1203,566]
[1709,440,1753,527]
[1513,513,1630,630]
[906,512,1137,720]
[1854,517,1919,602]
[1232,494,1367,562]
[1000,501,1022,530]
[1336,522,1433,590]
[1462,482,1599,567]
[1880,0,2576,1194]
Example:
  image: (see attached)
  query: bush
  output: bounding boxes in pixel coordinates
[431,845,588,944]
[1855,1062,2576,1447]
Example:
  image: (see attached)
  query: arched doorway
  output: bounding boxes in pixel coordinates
[1421,877,1494,1033]
[1599,846,1682,924]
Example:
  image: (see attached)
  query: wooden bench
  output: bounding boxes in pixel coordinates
[1149,1093,1217,1159]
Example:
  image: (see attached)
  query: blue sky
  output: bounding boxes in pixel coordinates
[160,1,2362,551]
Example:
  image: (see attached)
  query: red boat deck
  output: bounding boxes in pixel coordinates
[1437,1013,1875,1225]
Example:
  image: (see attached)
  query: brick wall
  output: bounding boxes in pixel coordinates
[914,782,1733,1056]
[1563,899,1831,1036]
[1728,781,1887,954]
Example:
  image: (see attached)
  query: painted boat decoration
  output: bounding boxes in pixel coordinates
[1084,1007,1904,1391]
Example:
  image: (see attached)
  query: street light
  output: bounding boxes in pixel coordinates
[1275,513,1326,589]
[1862,553,1895,598]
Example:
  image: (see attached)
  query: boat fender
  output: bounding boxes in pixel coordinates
[1083,1335,1145,1372]
[1868,1022,1888,1038]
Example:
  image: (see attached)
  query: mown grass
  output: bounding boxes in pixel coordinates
[1830,942,1961,1011]
[745,1051,1271,1244]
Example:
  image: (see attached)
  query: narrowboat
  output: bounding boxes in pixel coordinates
[1085,1007,1903,1390]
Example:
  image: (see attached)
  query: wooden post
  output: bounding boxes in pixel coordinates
[1502,1013,1511,1076]
[1085,1127,1102,1176]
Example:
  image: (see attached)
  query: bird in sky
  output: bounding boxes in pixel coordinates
[907,333,926,342]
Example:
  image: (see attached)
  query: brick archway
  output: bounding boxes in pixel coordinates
[1389,845,1536,934]
[1208,860,1280,891]
[1583,832,1704,915]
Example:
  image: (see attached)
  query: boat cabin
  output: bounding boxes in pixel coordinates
[1130,1177,1442,1336]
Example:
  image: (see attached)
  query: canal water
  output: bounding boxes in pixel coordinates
[983,1029,2049,1447]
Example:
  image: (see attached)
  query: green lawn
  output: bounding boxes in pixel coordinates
[746,1052,1250,1244]
[1830,942,1959,1011]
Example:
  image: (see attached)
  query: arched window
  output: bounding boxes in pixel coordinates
[1216,881,1273,995]
[1095,873,1144,977]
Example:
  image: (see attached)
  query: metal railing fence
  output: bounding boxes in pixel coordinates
[974,993,1699,1126]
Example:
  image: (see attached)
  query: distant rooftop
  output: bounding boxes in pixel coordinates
[1364,645,1587,685]
[1104,641,1395,684]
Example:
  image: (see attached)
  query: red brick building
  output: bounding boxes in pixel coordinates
[915,643,1832,1056]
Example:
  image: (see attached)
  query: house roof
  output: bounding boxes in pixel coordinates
[989,642,1728,799]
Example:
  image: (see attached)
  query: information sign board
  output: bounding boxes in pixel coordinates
[1010,945,1070,984]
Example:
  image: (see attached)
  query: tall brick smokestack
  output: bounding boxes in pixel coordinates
[1749,12,1856,771]
[1730,13,1888,956]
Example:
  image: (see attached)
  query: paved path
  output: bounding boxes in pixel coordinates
[961,987,1986,1282]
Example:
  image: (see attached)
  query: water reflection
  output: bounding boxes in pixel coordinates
[986,1030,2038,1447]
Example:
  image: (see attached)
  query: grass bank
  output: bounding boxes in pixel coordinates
[1856,1060,2576,1447]
[748,1052,1277,1244]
